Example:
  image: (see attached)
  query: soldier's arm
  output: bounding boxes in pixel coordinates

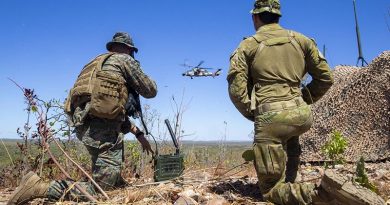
[121,116,144,135]
[121,116,135,134]
[227,40,254,121]
[300,36,334,104]
[122,57,157,99]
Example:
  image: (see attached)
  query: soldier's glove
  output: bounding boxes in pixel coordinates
[136,132,154,155]
[121,117,132,134]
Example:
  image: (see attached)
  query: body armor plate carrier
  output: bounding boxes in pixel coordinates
[65,53,128,120]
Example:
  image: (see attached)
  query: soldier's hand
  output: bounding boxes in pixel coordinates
[136,134,154,155]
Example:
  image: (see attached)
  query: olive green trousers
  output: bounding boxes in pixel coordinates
[253,99,316,205]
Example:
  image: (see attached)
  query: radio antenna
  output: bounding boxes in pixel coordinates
[353,0,368,67]
[323,44,326,58]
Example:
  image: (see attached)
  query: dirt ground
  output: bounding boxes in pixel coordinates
[1,161,389,205]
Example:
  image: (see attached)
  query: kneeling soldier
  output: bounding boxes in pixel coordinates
[8,32,157,204]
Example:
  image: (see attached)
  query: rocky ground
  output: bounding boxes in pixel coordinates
[1,161,389,205]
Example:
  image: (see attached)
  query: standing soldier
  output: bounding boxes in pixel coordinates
[8,32,157,204]
[227,0,385,204]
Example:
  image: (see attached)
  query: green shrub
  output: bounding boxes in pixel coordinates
[355,156,378,193]
[321,130,348,168]
[125,141,141,165]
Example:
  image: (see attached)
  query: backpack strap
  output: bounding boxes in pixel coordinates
[287,30,305,59]
[95,52,116,72]
[252,30,305,58]
[251,34,269,56]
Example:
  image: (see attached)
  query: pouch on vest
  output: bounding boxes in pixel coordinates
[68,53,128,120]
[89,70,127,119]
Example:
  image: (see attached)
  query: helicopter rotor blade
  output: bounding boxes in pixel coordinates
[180,63,193,68]
[196,60,204,68]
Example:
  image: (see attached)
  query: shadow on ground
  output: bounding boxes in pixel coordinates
[209,179,263,202]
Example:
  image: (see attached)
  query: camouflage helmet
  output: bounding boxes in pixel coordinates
[250,0,282,16]
[106,32,138,53]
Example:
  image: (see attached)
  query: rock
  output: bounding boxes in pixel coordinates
[301,169,310,175]
[174,196,198,205]
[166,183,176,189]
[308,170,319,176]
[334,164,344,170]
[198,193,215,203]
[178,189,198,198]
[208,199,229,205]
[373,169,388,179]
[203,196,229,205]
[316,167,325,176]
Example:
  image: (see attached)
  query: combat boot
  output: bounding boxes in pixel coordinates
[314,169,385,205]
[7,171,50,205]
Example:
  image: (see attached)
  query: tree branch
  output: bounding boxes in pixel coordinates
[50,136,110,200]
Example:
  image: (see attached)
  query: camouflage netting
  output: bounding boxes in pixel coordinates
[301,51,390,162]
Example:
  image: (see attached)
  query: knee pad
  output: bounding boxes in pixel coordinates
[253,143,286,176]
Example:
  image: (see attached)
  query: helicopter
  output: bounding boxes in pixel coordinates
[181,60,222,79]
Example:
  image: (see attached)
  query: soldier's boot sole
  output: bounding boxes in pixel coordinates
[7,171,49,205]
[320,170,385,205]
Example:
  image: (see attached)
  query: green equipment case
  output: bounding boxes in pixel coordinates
[153,119,185,182]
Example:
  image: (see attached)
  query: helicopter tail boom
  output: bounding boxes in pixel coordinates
[213,69,222,77]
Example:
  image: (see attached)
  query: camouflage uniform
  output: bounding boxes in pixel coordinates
[227,2,333,204]
[47,33,157,201]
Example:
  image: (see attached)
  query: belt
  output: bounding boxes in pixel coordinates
[256,97,305,114]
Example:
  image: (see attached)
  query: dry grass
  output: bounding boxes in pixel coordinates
[1,162,390,204]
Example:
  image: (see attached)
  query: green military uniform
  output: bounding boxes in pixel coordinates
[47,33,157,201]
[227,1,333,204]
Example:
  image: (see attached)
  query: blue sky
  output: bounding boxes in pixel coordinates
[0,0,389,141]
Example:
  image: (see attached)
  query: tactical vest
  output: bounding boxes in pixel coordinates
[65,53,129,120]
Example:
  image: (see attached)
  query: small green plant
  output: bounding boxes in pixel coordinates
[321,130,348,168]
[355,156,378,193]
[125,141,141,172]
